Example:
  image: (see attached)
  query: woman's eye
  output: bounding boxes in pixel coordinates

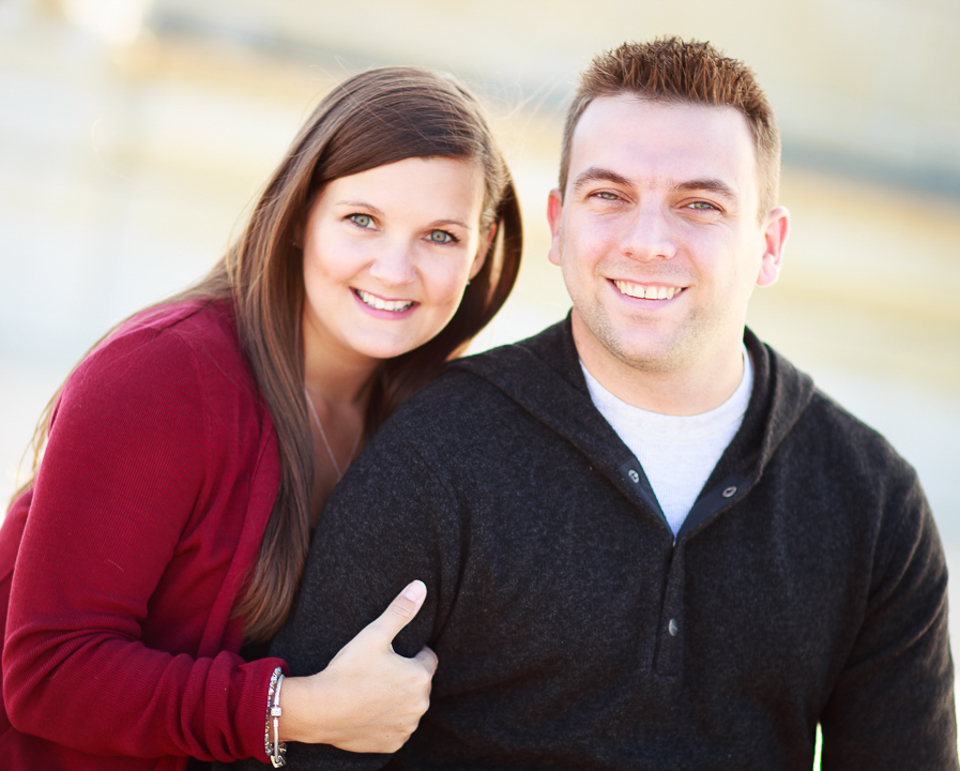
[348,213,375,229]
[427,230,458,244]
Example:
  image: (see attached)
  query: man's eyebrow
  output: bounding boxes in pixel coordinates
[571,167,631,193]
[571,170,739,204]
[672,178,738,201]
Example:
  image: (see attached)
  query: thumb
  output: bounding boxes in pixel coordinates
[367,579,428,645]
[414,645,439,676]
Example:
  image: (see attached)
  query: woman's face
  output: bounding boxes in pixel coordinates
[300,156,489,369]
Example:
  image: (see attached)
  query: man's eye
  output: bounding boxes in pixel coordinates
[687,201,717,211]
[348,213,375,228]
[427,230,458,244]
[594,191,620,201]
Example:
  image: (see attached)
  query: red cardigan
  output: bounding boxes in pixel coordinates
[0,300,285,769]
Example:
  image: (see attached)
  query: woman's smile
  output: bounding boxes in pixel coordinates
[352,288,417,314]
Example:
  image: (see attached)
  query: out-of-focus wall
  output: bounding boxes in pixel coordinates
[149,0,960,191]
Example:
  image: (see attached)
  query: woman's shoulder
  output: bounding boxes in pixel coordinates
[60,298,258,425]
[108,298,240,358]
[81,299,247,385]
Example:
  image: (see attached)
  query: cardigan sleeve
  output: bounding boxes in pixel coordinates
[2,324,283,762]
[819,470,958,770]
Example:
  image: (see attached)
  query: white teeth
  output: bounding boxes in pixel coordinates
[613,280,681,300]
[356,289,414,313]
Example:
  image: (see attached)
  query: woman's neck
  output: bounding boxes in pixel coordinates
[301,317,380,408]
[301,331,379,525]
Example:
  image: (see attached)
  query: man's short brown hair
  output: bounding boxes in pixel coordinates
[560,37,781,218]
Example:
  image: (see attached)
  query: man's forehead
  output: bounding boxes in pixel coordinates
[568,95,757,187]
[575,94,751,136]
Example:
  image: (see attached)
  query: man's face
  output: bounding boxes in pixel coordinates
[548,95,787,389]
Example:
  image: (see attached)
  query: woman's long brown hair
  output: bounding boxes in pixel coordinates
[15,67,522,643]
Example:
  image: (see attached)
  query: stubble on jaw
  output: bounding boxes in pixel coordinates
[571,293,705,377]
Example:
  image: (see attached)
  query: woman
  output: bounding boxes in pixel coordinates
[0,66,522,769]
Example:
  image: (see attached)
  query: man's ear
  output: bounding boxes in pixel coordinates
[756,206,789,287]
[469,221,498,280]
[547,188,564,267]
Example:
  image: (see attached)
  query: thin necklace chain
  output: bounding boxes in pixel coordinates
[304,388,362,480]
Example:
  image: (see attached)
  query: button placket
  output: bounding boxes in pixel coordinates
[653,545,685,677]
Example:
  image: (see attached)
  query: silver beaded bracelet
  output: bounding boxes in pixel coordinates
[264,667,287,767]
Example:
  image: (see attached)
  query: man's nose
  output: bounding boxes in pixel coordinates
[619,202,678,262]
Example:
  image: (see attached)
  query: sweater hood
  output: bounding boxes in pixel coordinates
[450,317,816,534]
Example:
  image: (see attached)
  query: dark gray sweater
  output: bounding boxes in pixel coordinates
[249,320,957,770]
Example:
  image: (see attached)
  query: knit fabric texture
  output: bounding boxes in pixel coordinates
[232,317,956,771]
[1,300,285,770]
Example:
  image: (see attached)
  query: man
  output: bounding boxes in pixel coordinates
[265,38,957,769]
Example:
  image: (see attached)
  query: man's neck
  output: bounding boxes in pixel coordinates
[572,320,746,417]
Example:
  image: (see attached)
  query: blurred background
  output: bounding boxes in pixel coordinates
[1,0,958,707]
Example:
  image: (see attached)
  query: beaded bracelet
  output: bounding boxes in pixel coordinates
[264,667,287,767]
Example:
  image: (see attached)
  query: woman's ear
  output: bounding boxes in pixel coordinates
[470,221,498,279]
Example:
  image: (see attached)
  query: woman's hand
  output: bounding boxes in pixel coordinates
[278,580,438,754]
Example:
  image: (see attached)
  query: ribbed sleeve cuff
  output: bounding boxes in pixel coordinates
[234,657,288,762]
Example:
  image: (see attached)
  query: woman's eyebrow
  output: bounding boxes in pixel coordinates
[427,218,472,230]
[335,201,472,231]
[334,200,385,216]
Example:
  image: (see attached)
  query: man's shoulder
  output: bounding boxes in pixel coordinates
[800,385,918,484]
[753,351,922,528]
[750,334,909,476]
[449,318,573,379]
[420,318,571,399]
[746,335,919,501]
[377,319,578,446]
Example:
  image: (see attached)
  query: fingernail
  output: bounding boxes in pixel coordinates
[403,580,426,602]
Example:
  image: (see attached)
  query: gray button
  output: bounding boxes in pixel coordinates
[628,469,640,484]
[668,618,678,636]
[722,486,737,498]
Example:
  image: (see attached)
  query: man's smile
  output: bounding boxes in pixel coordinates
[612,279,685,301]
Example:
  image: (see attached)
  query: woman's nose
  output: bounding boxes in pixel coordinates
[368,239,417,286]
